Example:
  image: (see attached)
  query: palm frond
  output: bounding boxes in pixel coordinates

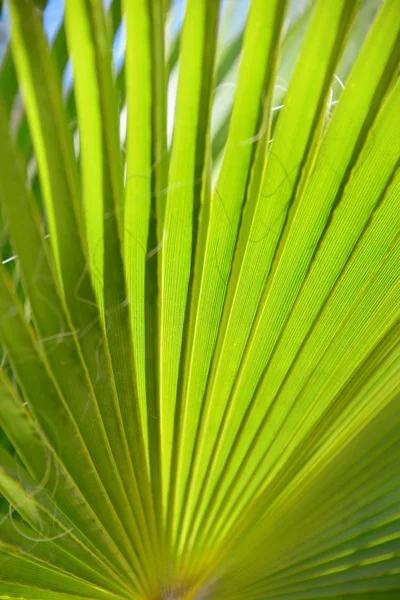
[0,0,399,599]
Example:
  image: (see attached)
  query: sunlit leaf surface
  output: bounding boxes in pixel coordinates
[0,0,399,598]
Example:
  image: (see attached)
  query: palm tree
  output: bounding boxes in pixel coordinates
[0,0,399,598]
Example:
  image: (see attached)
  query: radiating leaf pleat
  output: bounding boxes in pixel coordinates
[6,3,157,588]
[0,91,150,589]
[0,449,133,594]
[159,0,221,525]
[174,0,289,559]
[192,79,400,552]
[182,0,361,553]
[0,586,125,600]
[202,235,400,559]
[173,0,399,557]
[0,546,124,600]
[0,517,130,598]
[0,269,141,585]
[0,371,47,480]
[123,0,154,473]
[212,395,400,598]
[64,5,158,588]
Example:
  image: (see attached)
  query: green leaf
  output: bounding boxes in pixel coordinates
[172,0,289,557]
[0,0,399,598]
[181,0,362,552]
[64,5,158,586]
[159,0,221,530]
[0,95,150,592]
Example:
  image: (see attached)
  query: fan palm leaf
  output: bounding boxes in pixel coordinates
[0,0,399,598]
